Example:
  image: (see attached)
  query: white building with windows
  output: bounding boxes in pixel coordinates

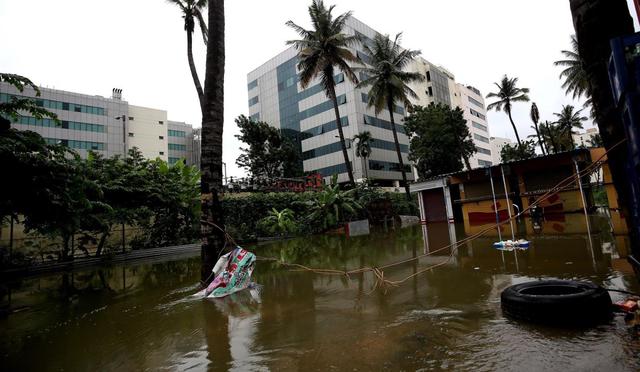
[0,83,199,167]
[490,136,514,164]
[247,17,494,185]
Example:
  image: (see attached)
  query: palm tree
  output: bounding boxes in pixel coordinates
[554,35,590,101]
[199,0,226,282]
[553,105,587,150]
[353,131,374,179]
[529,102,546,155]
[486,75,530,146]
[356,33,424,199]
[286,0,360,187]
[167,0,208,110]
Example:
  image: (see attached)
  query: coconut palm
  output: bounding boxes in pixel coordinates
[356,33,424,199]
[167,0,208,110]
[486,75,530,146]
[286,0,360,186]
[554,35,590,101]
[353,131,374,179]
[529,102,546,155]
[553,105,587,150]
[199,0,226,282]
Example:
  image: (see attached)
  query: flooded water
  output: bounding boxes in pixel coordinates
[1,215,639,371]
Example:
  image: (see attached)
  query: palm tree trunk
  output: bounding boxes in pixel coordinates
[387,97,411,200]
[187,30,205,110]
[534,124,546,155]
[329,87,355,187]
[506,109,523,146]
[200,0,227,284]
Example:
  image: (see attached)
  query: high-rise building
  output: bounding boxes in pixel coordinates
[407,61,493,168]
[0,82,200,166]
[247,17,412,186]
[247,17,493,185]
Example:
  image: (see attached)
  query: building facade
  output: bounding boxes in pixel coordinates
[407,60,493,168]
[489,136,514,164]
[247,17,412,186]
[248,17,493,185]
[0,82,199,166]
[572,127,600,148]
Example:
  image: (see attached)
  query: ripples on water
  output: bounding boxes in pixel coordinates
[1,223,640,371]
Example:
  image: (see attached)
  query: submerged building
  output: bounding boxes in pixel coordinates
[0,83,200,168]
[247,17,493,185]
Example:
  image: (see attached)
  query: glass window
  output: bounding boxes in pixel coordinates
[474,133,490,143]
[248,96,259,106]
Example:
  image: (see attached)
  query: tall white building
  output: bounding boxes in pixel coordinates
[408,57,493,168]
[0,83,199,167]
[573,127,600,148]
[247,17,493,185]
[490,136,514,164]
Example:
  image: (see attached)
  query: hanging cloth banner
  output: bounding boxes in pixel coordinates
[205,247,256,298]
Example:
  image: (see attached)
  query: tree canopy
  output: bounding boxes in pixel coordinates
[234,115,300,179]
[404,103,476,180]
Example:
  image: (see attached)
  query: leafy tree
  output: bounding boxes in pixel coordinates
[0,73,58,131]
[199,0,227,281]
[500,140,536,162]
[166,0,208,109]
[529,102,547,155]
[588,133,603,148]
[553,104,587,149]
[286,0,360,186]
[539,120,573,154]
[234,115,300,178]
[356,33,424,199]
[486,75,530,146]
[353,131,373,179]
[404,103,476,180]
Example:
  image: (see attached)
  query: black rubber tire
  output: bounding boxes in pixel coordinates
[501,280,612,326]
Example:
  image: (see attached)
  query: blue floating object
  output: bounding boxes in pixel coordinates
[493,239,530,250]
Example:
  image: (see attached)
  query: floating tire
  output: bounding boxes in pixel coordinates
[501,280,612,326]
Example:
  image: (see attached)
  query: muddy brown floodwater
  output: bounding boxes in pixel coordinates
[1,215,639,371]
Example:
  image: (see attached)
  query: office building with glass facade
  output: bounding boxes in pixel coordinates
[248,17,494,185]
[0,82,199,166]
[247,17,412,186]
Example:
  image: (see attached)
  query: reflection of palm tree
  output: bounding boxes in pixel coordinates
[486,75,530,146]
[356,33,424,200]
[353,131,374,179]
[553,105,587,150]
[286,0,360,186]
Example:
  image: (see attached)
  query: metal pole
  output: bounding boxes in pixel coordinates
[9,215,14,261]
[574,158,596,268]
[488,168,503,242]
[417,191,429,254]
[488,168,505,265]
[500,166,516,242]
[122,116,127,157]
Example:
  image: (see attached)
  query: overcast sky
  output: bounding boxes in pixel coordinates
[1,0,638,178]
